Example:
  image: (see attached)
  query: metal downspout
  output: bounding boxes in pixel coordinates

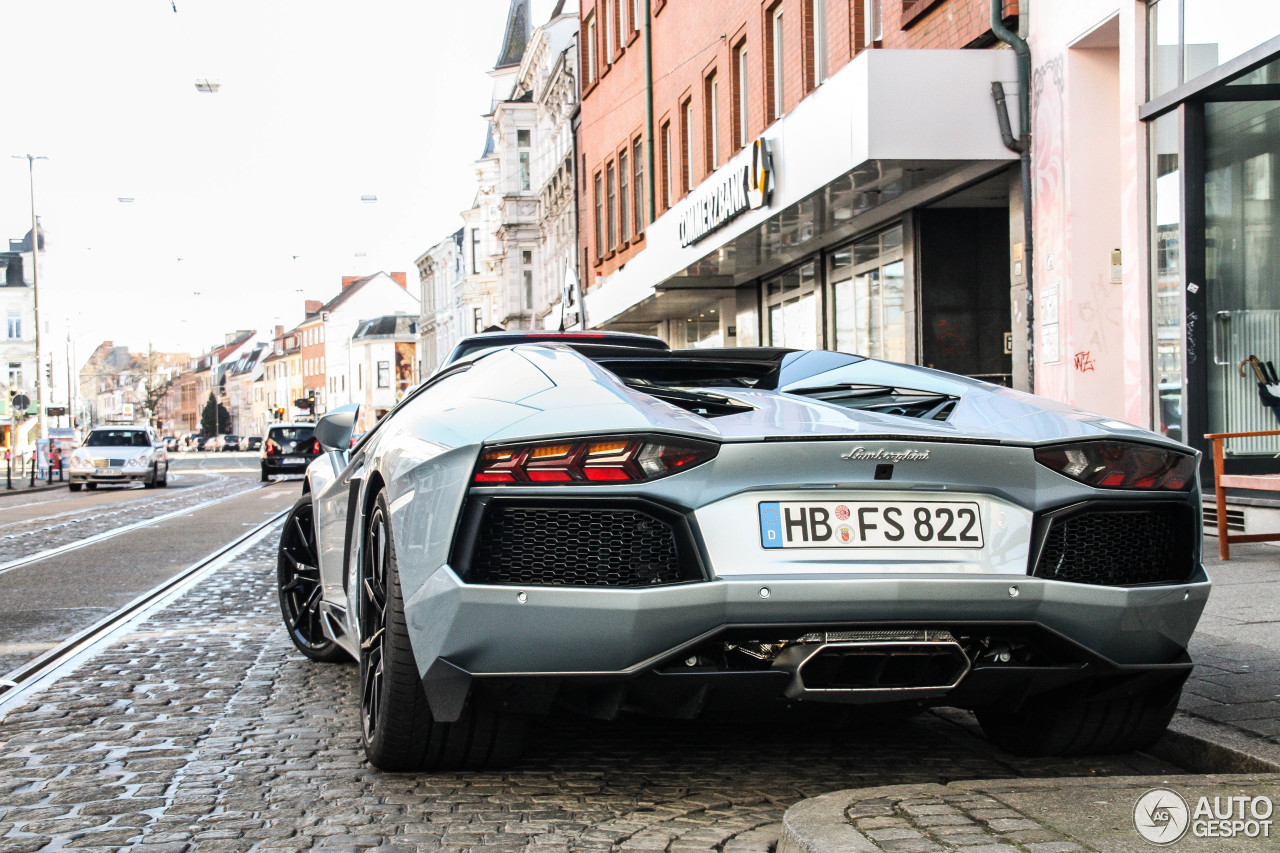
[991,0,1034,390]
[643,0,656,225]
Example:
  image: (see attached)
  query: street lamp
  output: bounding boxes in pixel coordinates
[12,154,47,446]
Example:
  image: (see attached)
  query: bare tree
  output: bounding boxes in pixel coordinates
[143,344,177,428]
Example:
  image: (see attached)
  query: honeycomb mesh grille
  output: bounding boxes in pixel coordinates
[1034,508,1191,586]
[470,505,685,587]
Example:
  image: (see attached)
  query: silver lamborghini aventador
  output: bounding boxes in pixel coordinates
[276,332,1208,771]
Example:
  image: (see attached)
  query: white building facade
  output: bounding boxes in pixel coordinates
[319,272,420,411]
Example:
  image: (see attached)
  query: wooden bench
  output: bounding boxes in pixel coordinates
[1206,429,1280,559]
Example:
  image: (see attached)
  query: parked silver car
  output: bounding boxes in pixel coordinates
[277,334,1207,771]
[68,426,169,491]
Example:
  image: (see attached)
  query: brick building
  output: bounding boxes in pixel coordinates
[577,0,1027,388]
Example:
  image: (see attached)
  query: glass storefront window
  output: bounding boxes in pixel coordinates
[1204,99,1280,455]
[830,225,906,361]
[1149,0,1181,99]
[1185,0,1280,79]
[1149,0,1280,97]
[1150,112,1183,440]
[764,261,818,348]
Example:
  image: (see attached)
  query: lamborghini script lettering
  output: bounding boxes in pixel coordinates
[841,447,931,462]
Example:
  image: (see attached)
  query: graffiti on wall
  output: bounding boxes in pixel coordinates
[1033,55,1067,390]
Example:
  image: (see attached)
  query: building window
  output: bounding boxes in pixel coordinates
[767,4,784,123]
[521,249,534,309]
[6,313,20,340]
[632,137,645,235]
[764,262,819,349]
[704,71,719,171]
[8,362,21,392]
[604,0,615,62]
[471,228,480,274]
[518,129,531,191]
[594,171,604,260]
[830,225,906,361]
[377,361,390,388]
[733,40,748,150]
[660,120,673,209]
[680,97,693,194]
[863,0,882,47]
[473,307,483,333]
[584,13,597,85]
[619,149,630,242]
[607,162,617,253]
[808,0,828,87]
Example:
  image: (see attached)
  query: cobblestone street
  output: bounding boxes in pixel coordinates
[0,526,1179,852]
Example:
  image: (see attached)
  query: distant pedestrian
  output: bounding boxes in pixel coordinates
[49,446,62,481]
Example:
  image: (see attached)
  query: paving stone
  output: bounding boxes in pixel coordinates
[0,525,1185,853]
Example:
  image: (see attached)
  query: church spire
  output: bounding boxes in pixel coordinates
[494,0,532,69]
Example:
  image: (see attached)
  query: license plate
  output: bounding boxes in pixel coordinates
[283,456,305,464]
[95,468,122,476]
[759,500,983,549]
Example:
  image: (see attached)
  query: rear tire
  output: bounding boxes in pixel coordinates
[277,494,349,663]
[261,467,270,483]
[976,681,1182,756]
[359,489,525,772]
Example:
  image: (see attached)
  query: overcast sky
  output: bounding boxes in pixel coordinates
[0,0,564,360]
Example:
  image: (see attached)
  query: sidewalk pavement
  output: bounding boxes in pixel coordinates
[779,540,1280,853]
[0,474,65,497]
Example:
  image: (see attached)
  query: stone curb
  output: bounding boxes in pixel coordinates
[1150,714,1280,774]
[0,481,64,498]
[778,774,1280,853]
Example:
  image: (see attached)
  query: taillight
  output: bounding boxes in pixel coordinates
[473,435,718,485]
[1035,441,1196,490]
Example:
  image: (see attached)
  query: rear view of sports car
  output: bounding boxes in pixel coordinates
[277,334,1208,771]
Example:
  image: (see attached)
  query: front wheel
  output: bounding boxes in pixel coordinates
[69,482,82,492]
[359,490,525,771]
[156,463,168,488]
[277,494,349,663]
[976,681,1183,756]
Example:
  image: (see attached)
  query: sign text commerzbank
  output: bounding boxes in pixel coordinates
[677,137,774,248]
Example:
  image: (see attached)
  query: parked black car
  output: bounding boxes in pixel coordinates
[261,424,320,481]
[245,436,262,452]
[222,434,242,452]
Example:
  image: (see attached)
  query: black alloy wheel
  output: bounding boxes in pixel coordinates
[358,489,526,771]
[277,494,349,662]
[359,500,391,746]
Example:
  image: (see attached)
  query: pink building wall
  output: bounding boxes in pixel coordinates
[1029,1,1152,427]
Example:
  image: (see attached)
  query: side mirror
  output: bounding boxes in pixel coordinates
[314,404,360,452]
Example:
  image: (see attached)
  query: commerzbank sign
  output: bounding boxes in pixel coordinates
[677,137,774,248]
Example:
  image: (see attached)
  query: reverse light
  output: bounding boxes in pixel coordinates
[1035,441,1196,490]
[473,435,718,485]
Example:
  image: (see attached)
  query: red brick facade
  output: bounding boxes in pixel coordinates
[577,0,1017,284]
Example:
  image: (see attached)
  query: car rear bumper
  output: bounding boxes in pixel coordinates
[70,469,152,484]
[402,565,1210,719]
[262,459,313,475]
